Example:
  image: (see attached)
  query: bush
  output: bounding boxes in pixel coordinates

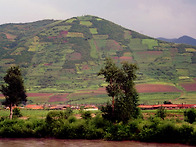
[68,116,77,123]
[13,107,22,118]
[184,108,196,124]
[155,122,180,143]
[81,111,92,120]
[155,106,166,120]
[179,124,194,143]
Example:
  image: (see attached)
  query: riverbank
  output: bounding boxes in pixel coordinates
[0,110,195,145]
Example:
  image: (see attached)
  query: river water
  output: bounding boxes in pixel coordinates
[0,139,192,147]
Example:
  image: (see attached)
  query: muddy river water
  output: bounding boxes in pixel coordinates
[0,138,192,147]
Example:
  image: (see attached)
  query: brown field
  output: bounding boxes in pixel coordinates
[180,83,196,91]
[136,84,182,93]
[68,52,82,60]
[27,93,53,97]
[48,93,69,102]
[119,56,133,62]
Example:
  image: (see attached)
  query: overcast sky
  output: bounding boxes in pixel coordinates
[0,0,196,38]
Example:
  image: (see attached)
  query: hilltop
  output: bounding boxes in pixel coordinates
[0,15,195,105]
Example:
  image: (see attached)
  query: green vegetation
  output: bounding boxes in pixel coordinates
[142,39,158,49]
[89,28,98,34]
[98,58,139,123]
[13,107,22,118]
[0,66,27,119]
[184,108,196,124]
[0,109,195,145]
[155,106,166,120]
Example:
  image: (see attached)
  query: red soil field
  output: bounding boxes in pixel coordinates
[27,93,53,97]
[5,33,16,40]
[106,40,122,51]
[180,83,196,91]
[111,56,119,60]
[48,93,69,102]
[136,84,182,93]
[119,56,133,62]
[68,52,82,60]
[60,31,68,37]
[170,48,178,58]
[82,64,90,70]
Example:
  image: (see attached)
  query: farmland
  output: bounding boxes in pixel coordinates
[0,15,195,105]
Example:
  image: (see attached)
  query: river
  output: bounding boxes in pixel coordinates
[0,139,192,147]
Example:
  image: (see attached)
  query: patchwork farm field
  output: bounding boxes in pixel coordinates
[180,82,196,91]
[0,15,196,106]
[136,84,182,93]
[1,83,194,105]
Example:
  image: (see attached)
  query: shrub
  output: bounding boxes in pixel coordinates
[68,116,77,123]
[179,124,194,143]
[155,106,166,120]
[156,122,180,143]
[81,111,92,120]
[13,107,22,118]
[103,123,129,141]
[46,110,70,124]
[184,108,196,124]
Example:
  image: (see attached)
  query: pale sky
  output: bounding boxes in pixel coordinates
[0,0,196,38]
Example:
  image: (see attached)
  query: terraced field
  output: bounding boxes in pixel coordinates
[0,15,195,105]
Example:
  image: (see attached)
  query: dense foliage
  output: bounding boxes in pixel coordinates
[98,58,140,123]
[0,110,195,145]
[0,66,27,119]
[184,108,196,124]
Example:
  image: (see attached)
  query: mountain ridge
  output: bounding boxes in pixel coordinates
[157,35,196,46]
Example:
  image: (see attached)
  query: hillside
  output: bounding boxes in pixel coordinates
[158,35,196,46]
[0,15,195,105]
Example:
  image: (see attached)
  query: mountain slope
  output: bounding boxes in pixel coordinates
[0,15,195,104]
[158,35,196,46]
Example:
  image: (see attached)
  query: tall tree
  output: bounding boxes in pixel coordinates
[98,58,139,123]
[98,58,120,112]
[0,66,27,119]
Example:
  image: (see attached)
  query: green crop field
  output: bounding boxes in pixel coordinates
[80,21,92,26]
[89,28,98,34]
[139,92,181,105]
[142,39,158,50]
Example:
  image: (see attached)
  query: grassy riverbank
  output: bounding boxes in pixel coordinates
[0,109,195,145]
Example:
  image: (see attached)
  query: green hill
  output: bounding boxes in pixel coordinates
[0,15,195,105]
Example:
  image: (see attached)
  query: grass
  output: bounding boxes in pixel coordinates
[93,35,108,39]
[186,48,196,52]
[142,39,158,50]
[176,68,189,76]
[139,92,181,105]
[88,40,98,59]
[66,18,76,23]
[124,30,131,39]
[80,21,92,26]
[89,28,98,34]
[0,108,187,121]
[129,39,148,51]
[67,32,84,37]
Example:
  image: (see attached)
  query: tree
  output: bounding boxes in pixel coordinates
[98,58,139,123]
[98,58,120,112]
[0,66,27,119]
[184,108,196,124]
[155,106,166,120]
